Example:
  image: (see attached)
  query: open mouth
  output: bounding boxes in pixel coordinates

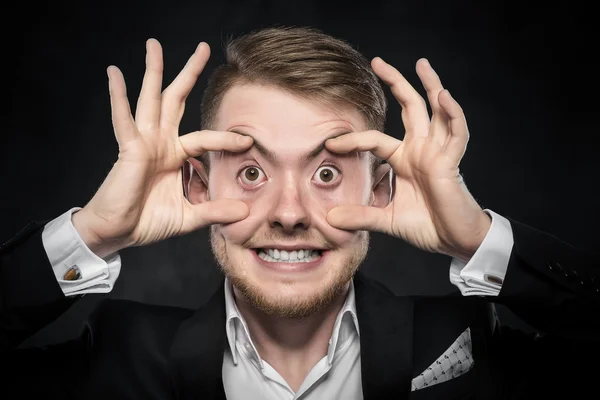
[252,248,324,263]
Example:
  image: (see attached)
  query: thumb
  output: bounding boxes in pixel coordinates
[326,205,390,233]
[182,199,250,233]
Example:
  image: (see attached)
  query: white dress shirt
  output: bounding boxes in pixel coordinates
[41,208,513,399]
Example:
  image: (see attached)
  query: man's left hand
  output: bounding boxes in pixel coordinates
[325,57,491,262]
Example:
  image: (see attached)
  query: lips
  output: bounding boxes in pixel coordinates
[249,248,328,272]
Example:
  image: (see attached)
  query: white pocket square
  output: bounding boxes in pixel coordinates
[411,327,474,391]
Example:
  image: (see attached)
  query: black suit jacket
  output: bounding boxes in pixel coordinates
[1,218,599,399]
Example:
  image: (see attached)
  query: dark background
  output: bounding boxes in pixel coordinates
[2,0,598,345]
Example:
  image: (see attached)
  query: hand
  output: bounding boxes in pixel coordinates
[325,57,491,262]
[72,39,253,258]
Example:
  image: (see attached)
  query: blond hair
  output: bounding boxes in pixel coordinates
[200,26,386,172]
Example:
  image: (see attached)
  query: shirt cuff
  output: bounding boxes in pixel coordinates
[449,209,514,296]
[41,207,122,296]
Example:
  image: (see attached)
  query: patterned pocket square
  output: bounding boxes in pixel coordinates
[411,327,474,391]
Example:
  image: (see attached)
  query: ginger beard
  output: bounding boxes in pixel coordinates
[210,226,370,319]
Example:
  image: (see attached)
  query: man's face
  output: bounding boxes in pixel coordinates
[207,84,373,318]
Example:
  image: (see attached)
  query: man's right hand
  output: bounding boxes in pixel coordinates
[72,39,253,258]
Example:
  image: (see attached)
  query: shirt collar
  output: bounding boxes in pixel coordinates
[224,277,260,367]
[224,277,360,367]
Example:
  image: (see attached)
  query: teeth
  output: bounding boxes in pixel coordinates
[258,248,321,263]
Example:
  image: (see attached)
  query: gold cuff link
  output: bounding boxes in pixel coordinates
[63,265,81,281]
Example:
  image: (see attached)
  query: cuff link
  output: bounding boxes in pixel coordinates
[63,265,81,281]
[484,274,504,285]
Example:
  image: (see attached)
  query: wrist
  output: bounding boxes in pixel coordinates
[445,211,492,263]
[71,209,125,258]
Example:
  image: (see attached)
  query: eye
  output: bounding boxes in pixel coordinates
[313,165,340,185]
[239,166,266,186]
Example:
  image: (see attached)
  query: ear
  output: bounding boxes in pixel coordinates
[183,158,210,205]
[370,162,393,208]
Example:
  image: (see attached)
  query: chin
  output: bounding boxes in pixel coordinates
[233,275,345,318]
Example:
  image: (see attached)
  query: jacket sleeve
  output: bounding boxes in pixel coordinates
[492,218,600,341]
[0,220,104,397]
[0,220,85,351]
[466,221,599,398]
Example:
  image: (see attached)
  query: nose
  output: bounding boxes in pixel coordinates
[267,177,311,233]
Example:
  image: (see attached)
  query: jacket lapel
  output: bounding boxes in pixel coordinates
[354,271,415,400]
[169,279,227,400]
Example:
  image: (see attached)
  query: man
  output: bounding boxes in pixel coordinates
[1,26,598,399]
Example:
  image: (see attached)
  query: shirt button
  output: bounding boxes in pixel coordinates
[245,342,251,349]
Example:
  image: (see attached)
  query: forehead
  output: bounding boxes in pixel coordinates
[214,84,368,139]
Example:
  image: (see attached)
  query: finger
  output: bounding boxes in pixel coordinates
[135,39,164,132]
[327,205,391,233]
[415,58,444,113]
[371,57,430,137]
[178,130,254,160]
[439,90,470,164]
[107,66,138,145]
[160,42,211,129]
[416,58,450,146]
[325,130,403,170]
[182,199,250,233]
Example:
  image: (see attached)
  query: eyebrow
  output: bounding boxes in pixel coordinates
[229,129,352,163]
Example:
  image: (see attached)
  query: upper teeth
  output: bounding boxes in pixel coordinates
[258,249,320,262]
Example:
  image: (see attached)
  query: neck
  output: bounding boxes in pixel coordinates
[232,283,350,391]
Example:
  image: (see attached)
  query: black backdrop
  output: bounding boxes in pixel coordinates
[2,0,599,346]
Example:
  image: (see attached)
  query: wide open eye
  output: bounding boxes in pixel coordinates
[313,165,341,185]
[239,166,266,186]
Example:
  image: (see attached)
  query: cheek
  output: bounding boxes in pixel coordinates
[310,172,371,246]
[216,208,265,245]
[315,167,371,217]
[320,181,370,207]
